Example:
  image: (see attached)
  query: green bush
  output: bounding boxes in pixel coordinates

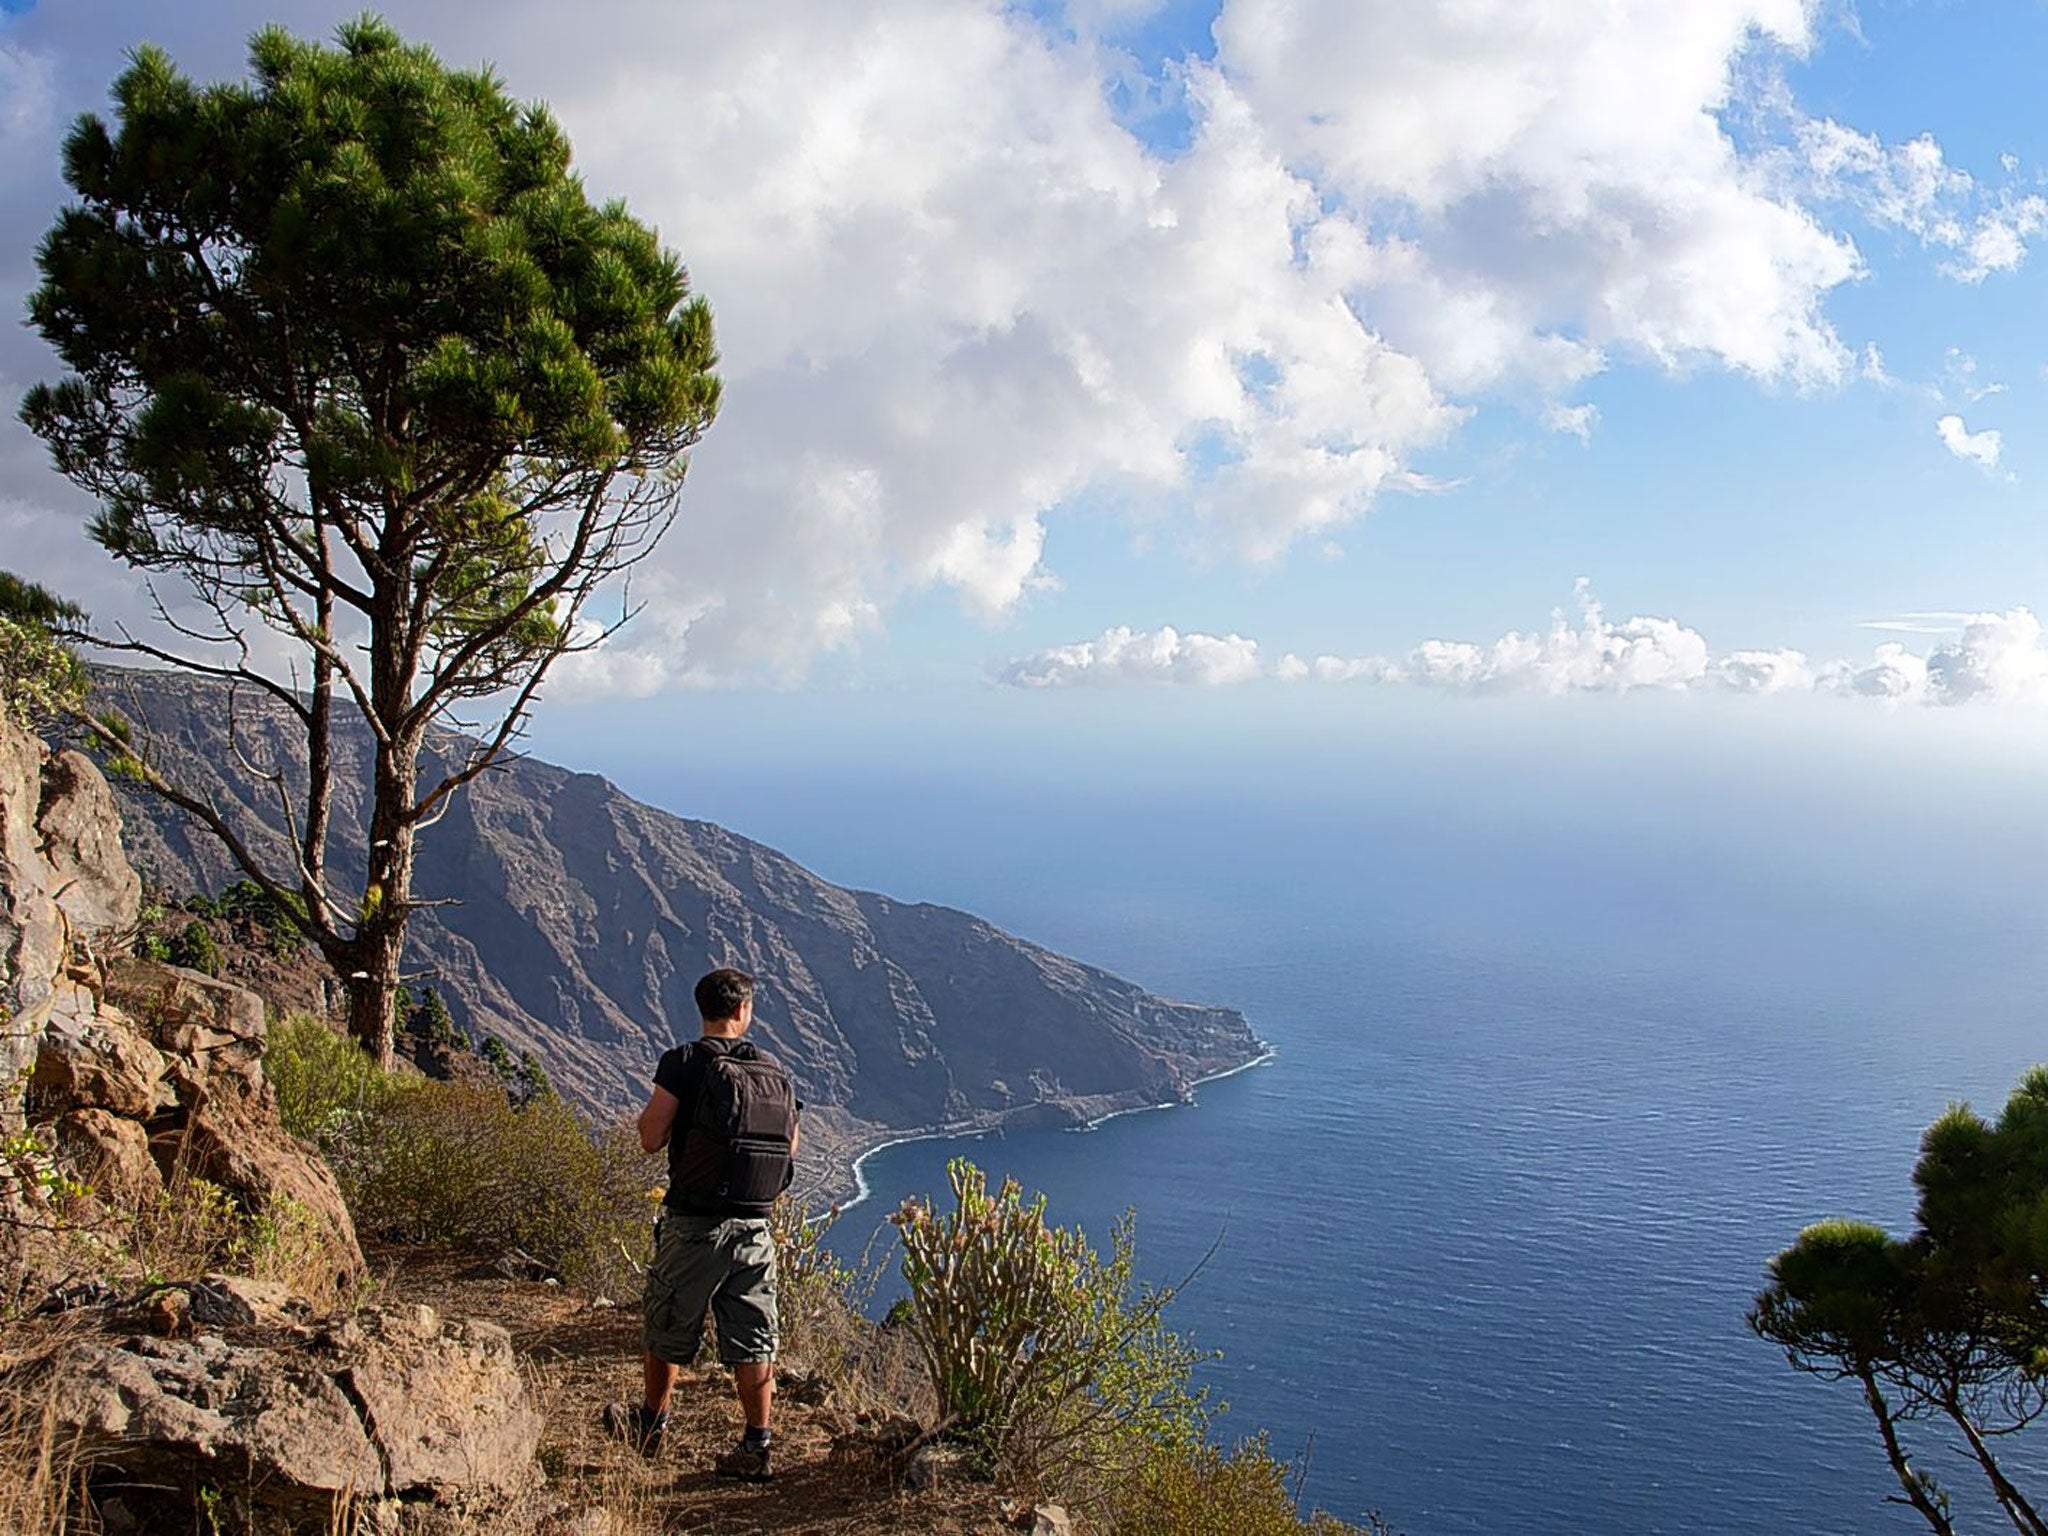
[266,1013,397,1144]
[343,1078,657,1296]
[266,1018,655,1294]
[890,1158,1211,1490]
[771,1199,874,1384]
[170,917,220,977]
[210,879,307,954]
[1110,1436,1389,1536]
[0,590,87,730]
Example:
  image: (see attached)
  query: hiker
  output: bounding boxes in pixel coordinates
[607,967,800,1479]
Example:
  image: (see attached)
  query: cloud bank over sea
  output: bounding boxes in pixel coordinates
[999,583,2048,709]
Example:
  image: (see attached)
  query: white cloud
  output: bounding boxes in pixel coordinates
[999,624,1264,688]
[1002,596,2048,711]
[1543,402,1600,442]
[0,1,1958,687]
[1380,581,1712,694]
[1218,0,1860,390]
[1935,413,2003,470]
[1799,119,2048,282]
[1709,648,1815,694]
[1821,643,1927,701]
[1911,608,2048,705]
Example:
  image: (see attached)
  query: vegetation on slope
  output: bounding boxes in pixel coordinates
[259,1014,1391,1533]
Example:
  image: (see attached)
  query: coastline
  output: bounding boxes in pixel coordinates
[833,1041,1277,1216]
[1073,1043,1278,1132]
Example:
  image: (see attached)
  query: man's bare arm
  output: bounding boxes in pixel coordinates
[639,1085,680,1155]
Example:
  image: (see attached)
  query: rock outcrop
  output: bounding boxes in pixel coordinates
[2,723,139,1108]
[44,1304,541,1532]
[0,711,363,1312]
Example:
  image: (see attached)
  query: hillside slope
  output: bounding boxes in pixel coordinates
[94,670,1262,1197]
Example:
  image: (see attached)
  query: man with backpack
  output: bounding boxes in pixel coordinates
[606,967,800,1479]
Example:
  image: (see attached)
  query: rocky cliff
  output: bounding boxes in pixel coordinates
[91,670,1263,1196]
[0,706,365,1312]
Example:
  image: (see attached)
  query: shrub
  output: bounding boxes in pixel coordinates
[125,1171,341,1305]
[890,1158,1211,1491]
[169,917,220,977]
[264,1018,657,1294]
[337,1078,657,1297]
[770,1199,876,1385]
[266,1013,396,1144]
[1110,1436,1391,1536]
[0,575,87,731]
[210,879,307,954]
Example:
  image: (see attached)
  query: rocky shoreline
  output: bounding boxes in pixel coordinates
[808,1043,1276,1213]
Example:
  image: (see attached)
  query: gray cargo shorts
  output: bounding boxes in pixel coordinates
[644,1212,779,1367]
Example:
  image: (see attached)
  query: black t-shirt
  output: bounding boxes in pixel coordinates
[654,1036,801,1215]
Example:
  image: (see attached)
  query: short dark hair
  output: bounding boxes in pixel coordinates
[695,967,754,1023]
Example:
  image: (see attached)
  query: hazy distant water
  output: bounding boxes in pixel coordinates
[572,717,2048,1536]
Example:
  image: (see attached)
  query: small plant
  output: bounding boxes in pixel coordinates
[1112,1436,1395,1536]
[890,1158,1211,1490]
[171,917,221,976]
[1,1127,92,1220]
[210,879,308,955]
[0,581,88,732]
[0,1370,93,1536]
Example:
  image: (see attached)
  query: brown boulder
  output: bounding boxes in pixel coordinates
[105,957,268,1099]
[32,1014,169,1119]
[36,748,141,938]
[155,1094,366,1293]
[190,1273,302,1329]
[46,1330,383,1519]
[325,1307,542,1501]
[54,1107,163,1207]
[40,1306,542,1530]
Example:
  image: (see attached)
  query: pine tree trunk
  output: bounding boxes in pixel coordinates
[344,706,423,1071]
[344,925,402,1071]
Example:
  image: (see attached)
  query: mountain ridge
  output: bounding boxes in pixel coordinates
[90,669,1264,1201]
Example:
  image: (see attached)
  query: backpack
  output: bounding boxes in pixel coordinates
[671,1040,797,1213]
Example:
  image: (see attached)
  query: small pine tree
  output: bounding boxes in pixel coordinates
[479,1036,515,1080]
[412,986,456,1048]
[514,1049,556,1104]
[172,917,221,977]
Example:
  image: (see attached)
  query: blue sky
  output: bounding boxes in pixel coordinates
[7,0,2048,740]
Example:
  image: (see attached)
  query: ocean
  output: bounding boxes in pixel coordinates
[556,697,2048,1535]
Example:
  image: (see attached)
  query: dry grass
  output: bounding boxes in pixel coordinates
[125,1161,350,1310]
[0,1315,102,1536]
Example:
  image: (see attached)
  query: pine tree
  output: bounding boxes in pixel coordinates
[514,1049,556,1105]
[21,18,718,1067]
[412,985,456,1048]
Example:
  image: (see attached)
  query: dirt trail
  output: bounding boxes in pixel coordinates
[374,1246,1008,1535]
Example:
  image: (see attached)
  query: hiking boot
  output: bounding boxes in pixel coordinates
[601,1401,668,1458]
[714,1435,773,1482]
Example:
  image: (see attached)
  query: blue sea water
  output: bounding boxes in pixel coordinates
[553,700,2048,1535]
